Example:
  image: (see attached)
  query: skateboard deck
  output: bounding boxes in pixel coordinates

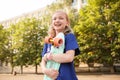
[44,32,65,80]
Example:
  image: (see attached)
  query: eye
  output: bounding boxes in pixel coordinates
[52,17,56,20]
[59,17,64,20]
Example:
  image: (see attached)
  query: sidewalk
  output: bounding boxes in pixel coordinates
[0,73,120,80]
[0,64,120,80]
[77,73,120,80]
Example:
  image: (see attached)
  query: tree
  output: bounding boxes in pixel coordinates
[0,24,9,66]
[10,17,47,74]
[74,0,120,72]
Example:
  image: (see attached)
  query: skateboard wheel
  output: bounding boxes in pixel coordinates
[53,38,63,47]
[45,36,53,44]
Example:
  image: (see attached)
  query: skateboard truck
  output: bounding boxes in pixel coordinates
[45,37,63,47]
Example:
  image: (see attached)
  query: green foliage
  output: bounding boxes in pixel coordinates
[0,24,9,62]
[74,0,120,66]
[74,54,81,67]
[7,17,47,67]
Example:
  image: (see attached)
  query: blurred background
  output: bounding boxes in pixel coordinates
[0,0,120,76]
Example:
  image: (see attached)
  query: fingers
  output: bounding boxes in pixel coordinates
[43,53,53,61]
[45,69,59,80]
[50,69,59,80]
[47,53,53,60]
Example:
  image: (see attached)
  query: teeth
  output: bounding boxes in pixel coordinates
[55,23,61,26]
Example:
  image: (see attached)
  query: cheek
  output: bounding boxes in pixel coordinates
[51,23,55,27]
[63,21,68,26]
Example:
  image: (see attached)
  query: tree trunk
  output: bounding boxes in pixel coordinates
[87,63,94,67]
[20,65,23,74]
[0,60,3,66]
[110,66,115,73]
[35,64,38,74]
[11,66,14,74]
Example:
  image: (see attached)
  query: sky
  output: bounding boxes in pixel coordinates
[0,0,55,22]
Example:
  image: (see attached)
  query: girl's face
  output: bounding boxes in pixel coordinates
[52,12,69,33]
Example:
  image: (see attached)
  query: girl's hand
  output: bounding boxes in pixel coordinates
[43,53,53,61]
[46,52,53,60]
[44,68,59,80]
[43,52,52,61]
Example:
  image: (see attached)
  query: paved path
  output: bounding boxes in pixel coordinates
[0,73,120,80]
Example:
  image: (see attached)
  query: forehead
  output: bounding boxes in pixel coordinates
[52,12,66,18]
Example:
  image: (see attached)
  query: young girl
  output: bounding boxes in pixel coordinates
[41,11,80,80]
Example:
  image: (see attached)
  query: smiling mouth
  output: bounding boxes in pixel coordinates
[54,23,61,26]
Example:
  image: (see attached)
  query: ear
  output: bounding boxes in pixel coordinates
[66,21,70,26]
[66,24,69,27]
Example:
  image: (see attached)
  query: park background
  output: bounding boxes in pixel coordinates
[0,0,120,77]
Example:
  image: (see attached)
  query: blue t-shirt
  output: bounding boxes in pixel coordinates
[42,33,80,80]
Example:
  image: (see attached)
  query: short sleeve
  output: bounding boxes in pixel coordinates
[41,44,52,57]
[65,33,80,56]
[41,44,47,57]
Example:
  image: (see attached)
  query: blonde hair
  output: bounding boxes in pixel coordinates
[48,11,73,38]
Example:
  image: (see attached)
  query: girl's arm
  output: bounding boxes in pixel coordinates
[50,50,75,63]
[40,57,47,73]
